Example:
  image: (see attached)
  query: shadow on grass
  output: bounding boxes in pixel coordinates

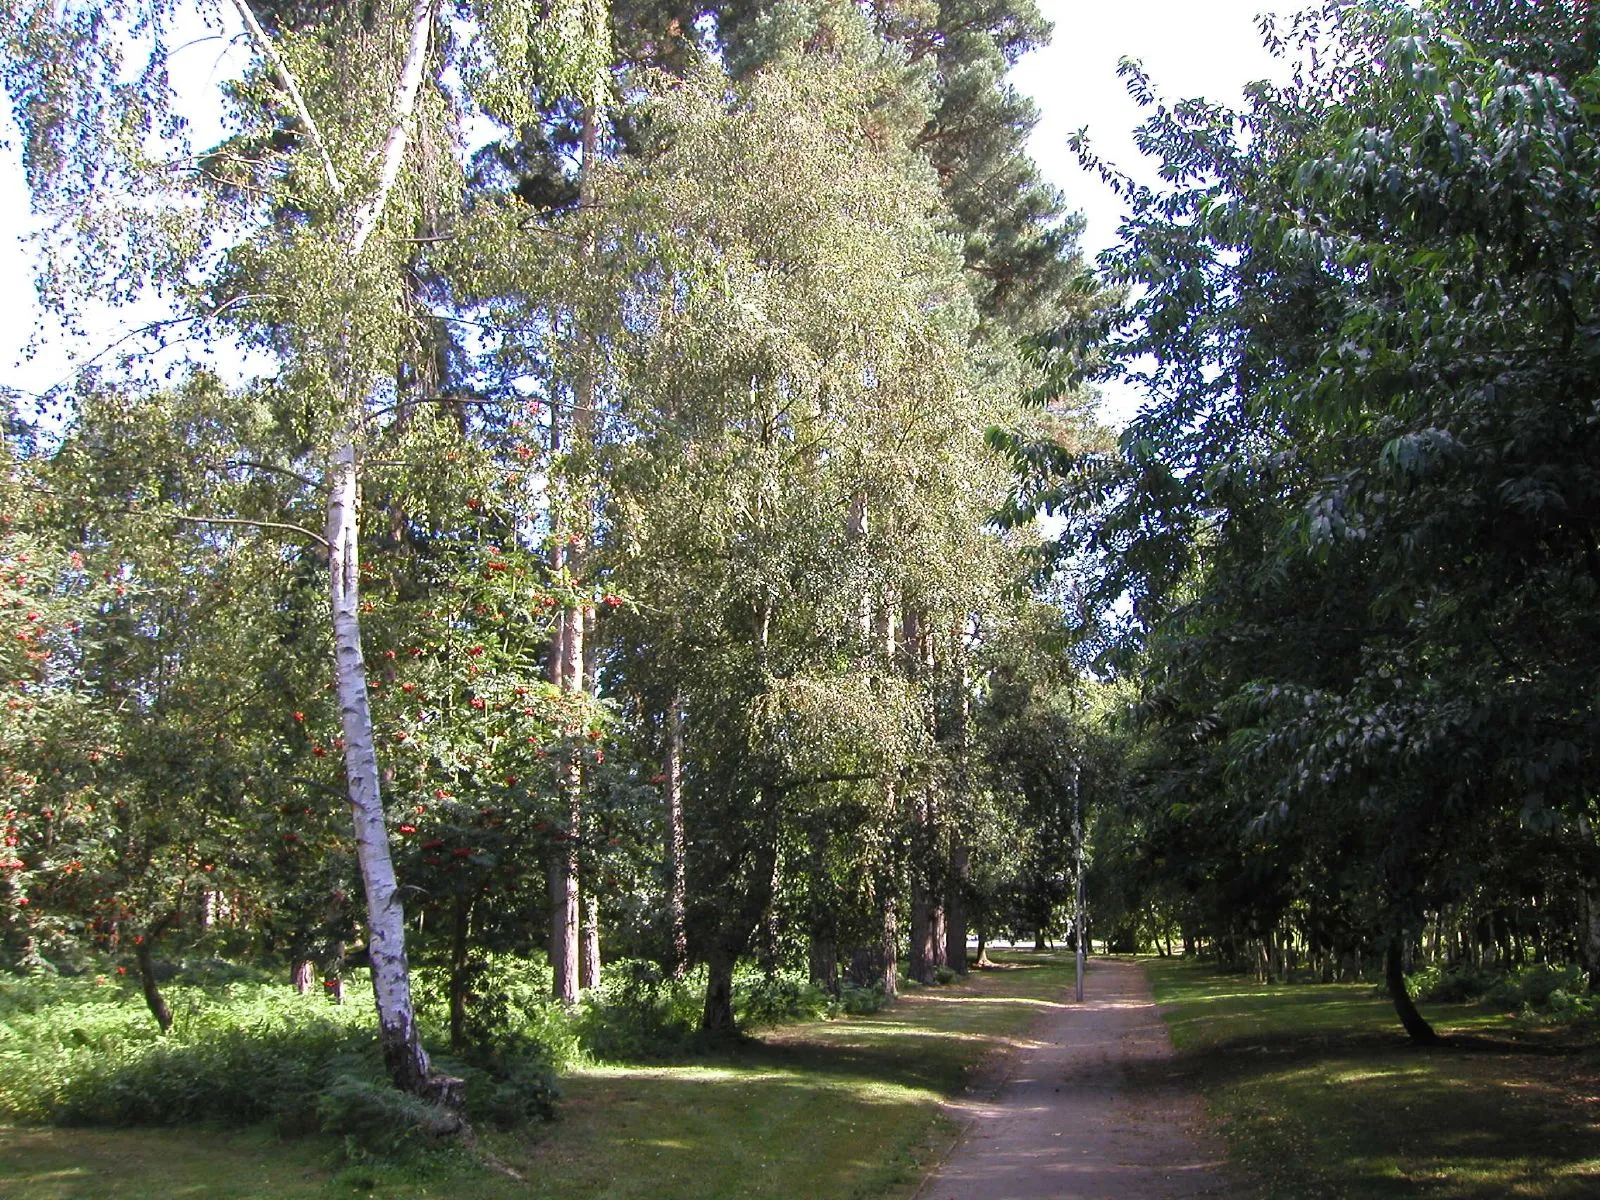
[494,957,1081,1200]
[1145,961,1600,1200]
[587,956,1077,1100]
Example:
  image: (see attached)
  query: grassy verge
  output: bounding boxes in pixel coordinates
[1145,957,1600,1199]
[0,952,1072,1199]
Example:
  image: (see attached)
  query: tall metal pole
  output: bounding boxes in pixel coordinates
[1073,761,1085,1003]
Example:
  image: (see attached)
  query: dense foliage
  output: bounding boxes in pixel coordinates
[1004,0,1600,1040]
[0,0,1103,1143]
[10,0,1592,1164]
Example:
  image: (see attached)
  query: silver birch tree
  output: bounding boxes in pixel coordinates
[0,0,608,1094]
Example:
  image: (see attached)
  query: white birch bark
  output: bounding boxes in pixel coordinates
[327,442,430,1091]
[317,0,439,1094]
[547,106,600,1003]
[351,0,437,257]
[226,0,343,196]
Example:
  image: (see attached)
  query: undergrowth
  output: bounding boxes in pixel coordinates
[1406,960,1594,1018]
[0,950,895,1154]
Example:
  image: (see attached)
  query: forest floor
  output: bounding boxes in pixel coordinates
[917,956,1226,1200]
[0,951,1075,1199]
[1147,957,1600,1198]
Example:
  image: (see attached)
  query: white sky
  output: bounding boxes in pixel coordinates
[0,0,1309,420]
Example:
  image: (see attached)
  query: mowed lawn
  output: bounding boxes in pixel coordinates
[0,952,1072,1200]
[1146,958,1600,1199]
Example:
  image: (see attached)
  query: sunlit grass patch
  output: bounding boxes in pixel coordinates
[1147,957,1600,1199]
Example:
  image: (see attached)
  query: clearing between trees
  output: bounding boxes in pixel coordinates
[4,952,1598,1197]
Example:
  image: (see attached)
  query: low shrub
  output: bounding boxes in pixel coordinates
[414,953,580,1071]
[1409,962,1502,1004]
[574,959,702,1060]
[0,967,565,1146]
[1486,963,1590,1014]
[837,982,887,1016]
[0,974,381,1128]
[315,1074,461,1159]
[1406,961,1592,1016]
[471,1052,561,1128]
[733,968,830,1027]
[429,1040,561,1129]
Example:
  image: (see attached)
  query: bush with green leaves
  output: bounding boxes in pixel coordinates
[1485,964,1591,1015]
[0,973,379,1127]
[1407,961,1592,1016]
[414,953,581,1069]
[573,959,703,1060]
[733,967,831,1028]
[314,1075,462,1160]
[1408,963,1503,1005]
[837,982,887,1016]
[0,968,565,1141]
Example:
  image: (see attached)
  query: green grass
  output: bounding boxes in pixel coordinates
[1146,957,1600,1199]
[0,952,1073,1199]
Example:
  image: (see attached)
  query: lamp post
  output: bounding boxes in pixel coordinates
[1072,761,1085,1003]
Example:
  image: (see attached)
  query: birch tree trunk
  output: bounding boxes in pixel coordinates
[328,443,431,1092]
[547,104,601,1004]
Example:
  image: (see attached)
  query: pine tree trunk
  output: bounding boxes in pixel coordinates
[328,441,431,1094]
[580,891,601,990]
[880,882,899,998]
[909,881,934,984]
[809,930,838,994]
[1385,937,1439,1044]
[664,696,688,978]
[945,842,969,974]
[1579,816,1600,987]
[548,826,580,1004]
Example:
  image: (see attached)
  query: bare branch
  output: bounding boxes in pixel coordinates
[17,294,270,400]
[225,0,344,196]
[161,510,331,548]
[220,459,325,491]
[22,483,330,548]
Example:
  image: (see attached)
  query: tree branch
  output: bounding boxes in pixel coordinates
[21,483,329,548]
[160,511,330,548]
[350,0,436,258]
[221,459,324,492]
[225,0,344,196]
[17,295,269,400]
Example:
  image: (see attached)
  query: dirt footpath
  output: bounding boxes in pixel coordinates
[917,957,1227,1200]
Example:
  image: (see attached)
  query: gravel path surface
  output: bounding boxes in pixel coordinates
[917,958,1228,1200]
